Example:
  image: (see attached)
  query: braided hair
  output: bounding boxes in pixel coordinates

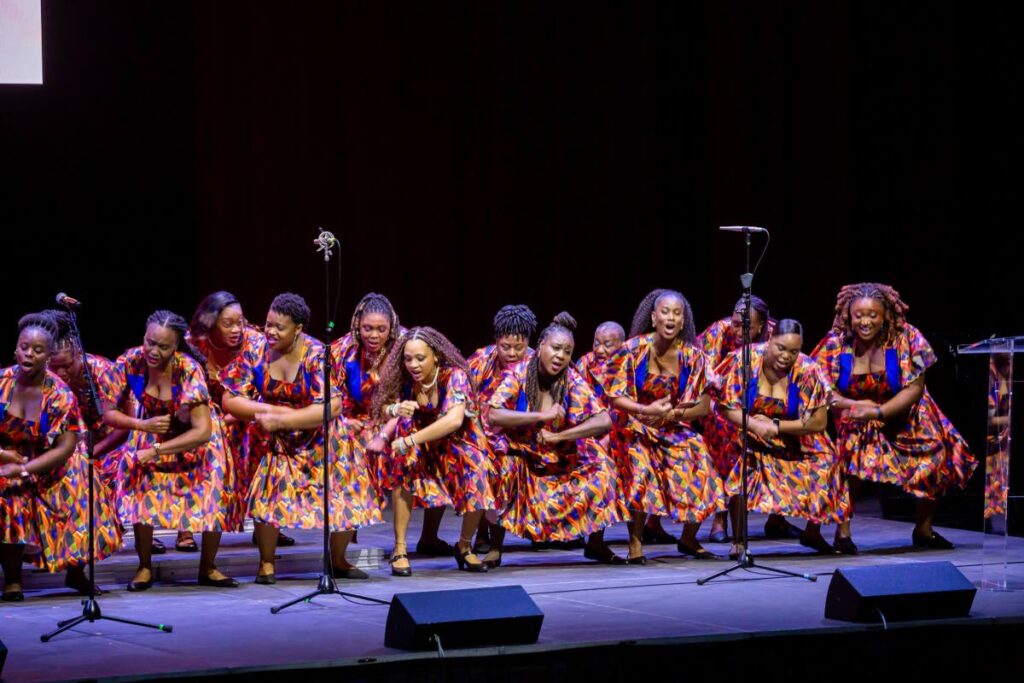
[350,292,401,350]
[147,310,208,367]
[524,312,576,411]
[190,291,241,342]
[830,282,909,345]
[630,289,696,344]
[44,309,80,353]
[371,326,470,418]
[17,311,59,351]
[493,304,537,341]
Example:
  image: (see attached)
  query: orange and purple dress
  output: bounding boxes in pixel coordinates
[715,345,849,523]
[221,334,381,530]
[488,363,620,541]
[103,348,232,532]
[1,367,121,571]
[812,324,977,499]
[190,325,266,530]
[389,366,496,513]
[574,351,613,409]
[604,334,727,522]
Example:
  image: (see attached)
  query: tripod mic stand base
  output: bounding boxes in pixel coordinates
[41,597,172,642]
[270,571,390,614]
[696,551,817,586]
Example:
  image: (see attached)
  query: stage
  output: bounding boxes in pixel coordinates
[2,501,1023,682]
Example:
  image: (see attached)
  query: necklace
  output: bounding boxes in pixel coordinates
[417,366,440,392]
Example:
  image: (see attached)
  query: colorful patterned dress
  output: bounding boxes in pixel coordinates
[189,325,265,530]
[604,334,727,522]
[221,334,381,530]
[0,367,121,571]
[72,353,134,493]
[574,351,613,409]
[330,331,399,504]
[467,344,534,512]
[715,345,849,523]
[103,348,232,532]
[488,363,620,541]
[389,366,496,513]
[812,324,977,499]
[698,317,776,478]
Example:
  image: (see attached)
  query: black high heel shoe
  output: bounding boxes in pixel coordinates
[454,544,489,573]
[390,553,412,577]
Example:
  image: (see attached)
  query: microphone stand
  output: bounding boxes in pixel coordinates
[42,302,172,641]
[698,228,815,585]
[271,230,388,613]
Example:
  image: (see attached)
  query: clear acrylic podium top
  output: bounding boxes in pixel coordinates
[958,336,1024,355]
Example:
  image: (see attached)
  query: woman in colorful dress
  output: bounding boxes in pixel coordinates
[812,283,977,553]
[716,319,847,558]
[102,310,237,590]
[574,321,625,410]
[606,290,727,563]
[466,304,537,555]
[372,327,495,575]
[1,314,120,601]
[488,313,622,566]
[222,293,381,583]
[698,296,798,543]
[178,291,295,552]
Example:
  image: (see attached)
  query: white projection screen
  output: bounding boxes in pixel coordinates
[0,0,43,84]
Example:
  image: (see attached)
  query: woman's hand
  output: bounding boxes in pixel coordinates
[0,449,27,466]
[138,415,172,434]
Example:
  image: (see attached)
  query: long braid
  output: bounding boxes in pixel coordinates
[371,326,469,418]
[525,312,576,411]
[831,282,909,345]
[629,288,666,338]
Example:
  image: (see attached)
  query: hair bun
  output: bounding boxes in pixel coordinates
[552,311,577,331]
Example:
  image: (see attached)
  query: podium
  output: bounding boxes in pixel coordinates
[957,336,1024,589]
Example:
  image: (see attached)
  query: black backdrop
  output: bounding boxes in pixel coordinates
[2,2,1019,449]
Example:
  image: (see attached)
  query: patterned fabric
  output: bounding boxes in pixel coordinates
[715,345,849,523]
[189,325,266,530]
[604,334,727,522]
[69,354,135,496]
[488,363,620,541]
[812,324,977,499]
[698,316,776,477]
[389,366,496,513]
[574,351,613,408]
[467,345,533,510]
[222,334,382,530]
[102,348,232,531]
[0,367,121,572]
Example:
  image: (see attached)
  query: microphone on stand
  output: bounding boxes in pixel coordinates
[719,226,768,234]
[56,292,83,309]
[313,228,337,260]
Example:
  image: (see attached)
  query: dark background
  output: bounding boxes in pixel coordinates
[1,2,1019,514]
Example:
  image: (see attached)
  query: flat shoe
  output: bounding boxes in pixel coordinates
[127,579,153,592]
[833,537,859,555]
[254,573,277,585]
[677,541,717,560]
[65,571,104,596]
[332,565,369,580]
[175,537,199,552]
[642,527,678,545]
[198,574,240,588]
[415,538,453,557]
[799,533,839,555]
[912,530,955,550]
[583,546,626,565]
[2,590,25,602]
[708,530,731,544]
[151,538,167,555]
[625,555,648,565]
[764,520,804,539]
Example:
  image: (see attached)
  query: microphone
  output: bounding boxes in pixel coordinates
[56,292,82,309]
[719,225,768,233]
[313,228,337,259]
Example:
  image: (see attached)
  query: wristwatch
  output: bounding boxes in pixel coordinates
[772,418,781,435]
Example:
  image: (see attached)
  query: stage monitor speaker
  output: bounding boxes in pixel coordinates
[385,585,543,651]
[825,561,976,623]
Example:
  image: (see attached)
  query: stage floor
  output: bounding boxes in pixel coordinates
[3,506,1024,683]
